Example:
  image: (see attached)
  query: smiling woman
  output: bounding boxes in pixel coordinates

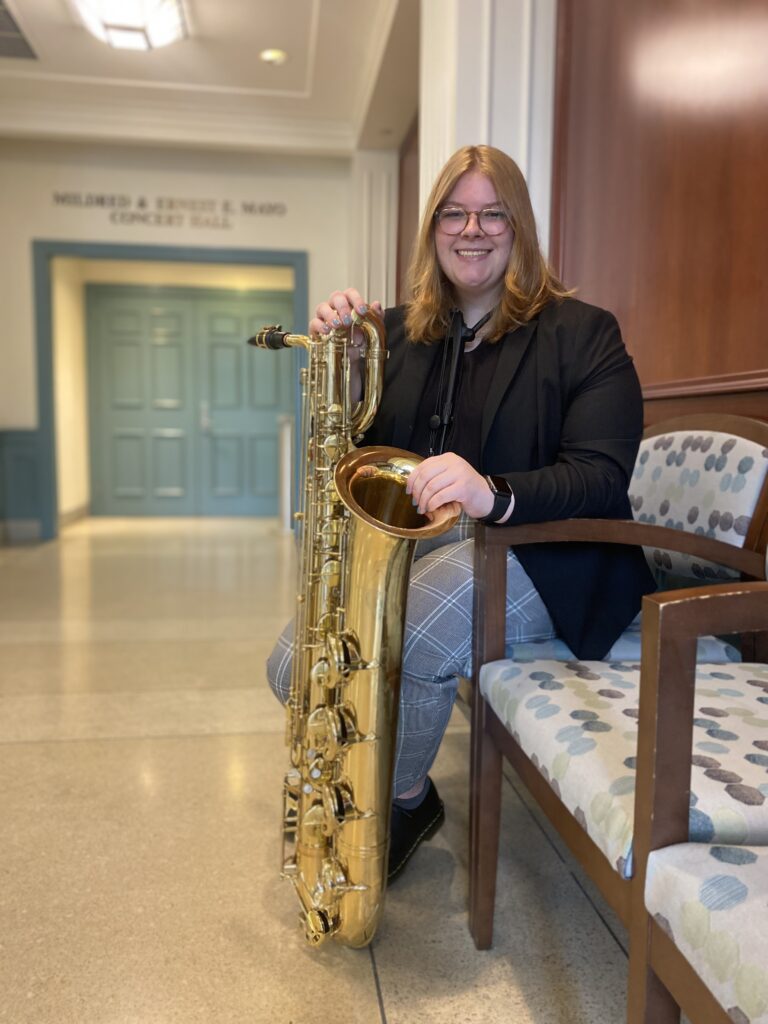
[266,143,655,887]
[432,171,513,323]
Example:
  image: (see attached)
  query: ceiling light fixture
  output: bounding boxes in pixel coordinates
[259,48,288,66]
[71,0,188,51]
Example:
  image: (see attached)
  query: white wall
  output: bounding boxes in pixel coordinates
[0,139,353,430]
[349,150,399,305]
[419,0,557,254]
[52,258,89,518]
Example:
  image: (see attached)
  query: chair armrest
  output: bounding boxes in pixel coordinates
[478,519,766,579]
[643,581,768,641]
[634,581,768,860]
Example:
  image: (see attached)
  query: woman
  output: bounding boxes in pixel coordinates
[268,144,654,882]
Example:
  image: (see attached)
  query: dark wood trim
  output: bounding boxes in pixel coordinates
[645,581,768,638]
[468,699,503,950]
[643,370,768,400]
[484,519,766,579]
[644,393,768,426]
[627,911,681,1024]
[469,532,508,949]
[641,412,768,444]
[549,0,572,274]
[649,921,734,1024]
[396,115,419,305]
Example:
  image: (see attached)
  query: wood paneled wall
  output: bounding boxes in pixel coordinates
[397,117,419,305]
[552,0,768,423]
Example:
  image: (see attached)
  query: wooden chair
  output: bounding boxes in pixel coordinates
[634,582,768,1023]
[469,414,768,1024]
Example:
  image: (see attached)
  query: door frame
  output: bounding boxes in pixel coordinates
[32,240,308,540]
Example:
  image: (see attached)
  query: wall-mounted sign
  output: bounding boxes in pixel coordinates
[51,192,287,229]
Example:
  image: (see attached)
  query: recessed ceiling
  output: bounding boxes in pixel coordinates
[0,0,418,154]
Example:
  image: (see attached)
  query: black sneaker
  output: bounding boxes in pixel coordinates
[387,777,445,884]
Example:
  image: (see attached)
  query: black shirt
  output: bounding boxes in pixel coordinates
[409,338,503,468]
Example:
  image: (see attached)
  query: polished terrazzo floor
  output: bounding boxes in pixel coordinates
[1,518,631,1024]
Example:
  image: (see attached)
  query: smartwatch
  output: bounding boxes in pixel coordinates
[479,475,513,524]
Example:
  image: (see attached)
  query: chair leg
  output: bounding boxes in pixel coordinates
[469,703,503,950]
[627,908,680,1024]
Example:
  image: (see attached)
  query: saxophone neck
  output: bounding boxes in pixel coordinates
[351,308,386,437]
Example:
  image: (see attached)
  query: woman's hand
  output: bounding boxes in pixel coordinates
[406,453,495,519]
[309,288,383,338]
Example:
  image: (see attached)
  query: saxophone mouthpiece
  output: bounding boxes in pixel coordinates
[248,325,289,350]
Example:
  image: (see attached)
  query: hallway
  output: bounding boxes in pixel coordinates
[1,519,629,1023]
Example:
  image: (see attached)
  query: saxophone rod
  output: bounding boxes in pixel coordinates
[247,325,311,351]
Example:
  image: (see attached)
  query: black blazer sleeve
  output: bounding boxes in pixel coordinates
[504,306,644,523]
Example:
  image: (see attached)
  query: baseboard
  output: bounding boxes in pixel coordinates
[59,504,90,529]
[0,518,42,545]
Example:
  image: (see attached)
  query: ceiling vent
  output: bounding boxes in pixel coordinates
[0,1,37,59]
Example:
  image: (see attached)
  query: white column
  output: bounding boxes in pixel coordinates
[419,0,557,255]
[348,150,399,307]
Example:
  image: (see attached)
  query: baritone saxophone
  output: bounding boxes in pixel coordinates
[248,310,458,947]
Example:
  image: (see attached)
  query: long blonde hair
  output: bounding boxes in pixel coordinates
[405,145,572,342]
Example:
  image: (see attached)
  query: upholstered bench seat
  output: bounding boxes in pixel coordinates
[645,843,768,1023]
[479,658,768,877]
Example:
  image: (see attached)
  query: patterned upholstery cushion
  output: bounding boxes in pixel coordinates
[629,430,768,587]
[645,844,768,1022]
[479,659,768,878]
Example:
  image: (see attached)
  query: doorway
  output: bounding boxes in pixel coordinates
[34,240,308,539]
[87,284,294,516]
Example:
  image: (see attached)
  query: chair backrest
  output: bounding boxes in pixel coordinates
[629,414,768,588]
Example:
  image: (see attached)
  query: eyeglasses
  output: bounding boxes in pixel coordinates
[434,205,510,236]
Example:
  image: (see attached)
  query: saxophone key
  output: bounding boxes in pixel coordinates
[302,755,331,786]
[321,782,355,835]
[303,908,333,946]
[322,433,342,460]
[306,704,357,759]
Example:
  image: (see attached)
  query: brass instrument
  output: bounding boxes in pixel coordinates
[249,312,458,947]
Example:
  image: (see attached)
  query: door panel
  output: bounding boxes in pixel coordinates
[152,430,187,497]
[251,434,279,497]
[110,342,143,408]
[210,434,243,497]
[89,291,197,515]
[87,285,295,516]
[112,429,145,498]
[197,295,293,516]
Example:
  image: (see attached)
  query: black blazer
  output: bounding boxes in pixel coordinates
[362,298,656,659]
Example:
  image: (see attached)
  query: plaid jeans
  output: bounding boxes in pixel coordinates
[266,517,556,795]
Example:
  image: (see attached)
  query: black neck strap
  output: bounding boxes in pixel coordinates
[428,309,492,457]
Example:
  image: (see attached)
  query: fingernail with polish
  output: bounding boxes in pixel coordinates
[332,318,342,328]
[342,314,352,326]
[358,304,368,314]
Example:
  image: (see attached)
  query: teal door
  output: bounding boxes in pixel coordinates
[87,285,295,516]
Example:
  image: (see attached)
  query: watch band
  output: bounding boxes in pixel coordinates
[479,475,513,524]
